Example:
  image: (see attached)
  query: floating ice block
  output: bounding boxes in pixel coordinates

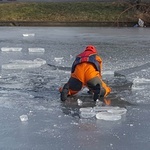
[28,48,45,53]
[1,47,22,52]
[23,33,35,37]
[96,112,121,121]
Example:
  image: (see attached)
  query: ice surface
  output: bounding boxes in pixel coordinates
[1,47,22,52]
[28,48,45,53]
[0,27,149,150]
[2,58,46,70]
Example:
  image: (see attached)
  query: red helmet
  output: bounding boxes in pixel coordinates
[85,45,97,53]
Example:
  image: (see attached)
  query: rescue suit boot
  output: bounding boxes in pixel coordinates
[93,84,101,101]
[60,83,69,101]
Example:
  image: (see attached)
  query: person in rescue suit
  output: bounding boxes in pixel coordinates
[60,45,111,101]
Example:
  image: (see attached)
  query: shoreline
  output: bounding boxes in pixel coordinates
[0,21,137,27]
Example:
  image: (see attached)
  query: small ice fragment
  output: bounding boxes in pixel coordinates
[96,112,121,121]
[77,99,83,106]
[20,115,28,122]
[28,48,45,53]
[70,55,73,59]
[96,99,103,106]
[129,124,134,127]
[54,57,64,64]
[1,47,22,52]
[23,33,35,37]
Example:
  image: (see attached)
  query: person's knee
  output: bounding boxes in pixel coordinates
[68,77,82,91]
[87,77,102,90]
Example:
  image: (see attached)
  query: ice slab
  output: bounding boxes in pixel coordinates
[107,107,127,115]
[80,107,93,112]
[1,47,22,52]
[133,78,150,84]
[2,58,46,70]
[79,107,95,118]
[96,112,121,121]
[23,33,35,37]
[80,111,96,119]
[93,106,120,112]
[28,48,45,53]
[80,106,127,120]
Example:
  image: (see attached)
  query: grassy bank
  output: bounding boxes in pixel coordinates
[0,2,149,26]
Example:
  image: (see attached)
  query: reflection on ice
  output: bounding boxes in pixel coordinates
[2,58,46,70]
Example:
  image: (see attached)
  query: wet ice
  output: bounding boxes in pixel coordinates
[0,27,150,150]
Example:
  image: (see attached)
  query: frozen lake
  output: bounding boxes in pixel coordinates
[0,27,150,150]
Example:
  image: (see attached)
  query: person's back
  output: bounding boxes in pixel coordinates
[71,62,100,85]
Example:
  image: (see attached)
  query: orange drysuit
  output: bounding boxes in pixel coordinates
[60,45,111,101]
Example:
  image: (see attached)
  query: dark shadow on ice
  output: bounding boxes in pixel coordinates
[47,63,71,71]
[60,91,134,118]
